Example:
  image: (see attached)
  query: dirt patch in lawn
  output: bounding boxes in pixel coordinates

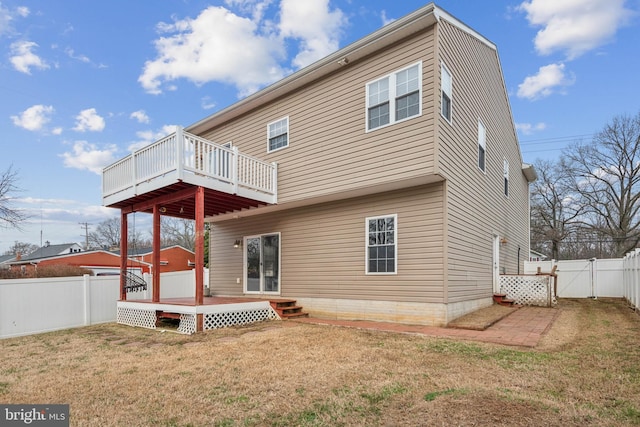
[447,304,519,330]
[1,298,640,426]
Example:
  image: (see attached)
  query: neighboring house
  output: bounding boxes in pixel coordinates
[21,242,84,260]
[9,249,151,275]
[529,250,548,262]
[9,245,194,275]
[103,3,535,326]
[0,255,15,269]
[113,245,196,274]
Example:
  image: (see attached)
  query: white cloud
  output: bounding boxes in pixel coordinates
[52,127,63,135]
[279,0,346,68]
[128,125,180,152]
[0,4,29,37]
[380,10,395,26]
[73,108,105,132]
[15,6,29,18]
[130,110,150,124]
[517,63,574,100]
[139,1,348,96]
[224,0,273,22]
[9,40,49,74]
[138,6,286,97]
[11,104,55,131]
[519,0,633,59]
[201,96,216,110]
[65,47,90,63]
[60,141,118,174]
[515,122,547,135]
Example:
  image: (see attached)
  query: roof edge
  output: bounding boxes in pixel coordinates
[186,3,440,135]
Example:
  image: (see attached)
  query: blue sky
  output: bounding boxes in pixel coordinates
[1,0,638,253]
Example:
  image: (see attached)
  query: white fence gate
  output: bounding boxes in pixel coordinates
[525,259,623,298]
[0,269,207,339]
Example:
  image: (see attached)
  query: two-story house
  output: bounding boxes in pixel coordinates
[103,3,535,329]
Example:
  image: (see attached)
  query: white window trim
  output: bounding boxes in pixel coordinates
[478,119,486,173]
[503,158,509,197]
[267,116,289,153]
[365,62,422,132]
[440,62,453,124]
[365,213,398,275]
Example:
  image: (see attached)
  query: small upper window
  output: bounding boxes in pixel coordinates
[268,117,289,152]
[366,214,397,274]
[366,63,421,131]
[503,158,509,197]
[478,120,486,172]
[441,63,452,122]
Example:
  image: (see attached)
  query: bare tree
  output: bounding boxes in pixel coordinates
[564,112,640,257]
[88,217,121,249]
[158,217,195,251]
[530,159,583,260]
[3,241,38,257]
[0,165,27,229]
[88,217,146,250]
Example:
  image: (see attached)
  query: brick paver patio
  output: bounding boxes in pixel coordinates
[292,306,559,347]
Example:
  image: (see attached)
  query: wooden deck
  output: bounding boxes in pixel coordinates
[116,297,281,334]
[121,296,270,306]
[102,128,277,214]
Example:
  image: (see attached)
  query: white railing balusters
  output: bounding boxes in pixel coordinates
[102,129,277,205]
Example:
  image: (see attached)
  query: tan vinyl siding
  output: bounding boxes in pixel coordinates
[436,20,530,303]
[197,27,438,205]
[210,183,445,303]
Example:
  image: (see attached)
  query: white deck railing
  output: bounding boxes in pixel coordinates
[102,128,277,205]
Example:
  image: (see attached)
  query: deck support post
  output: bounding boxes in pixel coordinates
[195,186,205,309]
[152,204,161,303]
[119,211,128,301]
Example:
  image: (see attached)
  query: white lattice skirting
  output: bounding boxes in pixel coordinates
[203,307,278,331]
[500,275,557,307]
[116,301,278,334]
[117,307,157,330]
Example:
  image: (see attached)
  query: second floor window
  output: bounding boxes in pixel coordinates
[268,117,289,152]
[366,62,422,131]
[478,120,486,172]
[503,158,509,197]
[441,63,452,123]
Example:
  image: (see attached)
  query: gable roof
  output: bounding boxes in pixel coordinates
[186,3,495,136]
[20,243,82,261]
[0,254,15,264]
[111,244,195,257]
[9,249,152,267]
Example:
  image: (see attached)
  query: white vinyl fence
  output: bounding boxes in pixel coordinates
[623,249,640,311]
[525,259,623,298]
[0,269,207,339]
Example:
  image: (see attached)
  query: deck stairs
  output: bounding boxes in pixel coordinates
[493,293,515,307]
[270,299,309,319]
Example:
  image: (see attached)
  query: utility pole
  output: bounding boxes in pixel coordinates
[79,222,91,250]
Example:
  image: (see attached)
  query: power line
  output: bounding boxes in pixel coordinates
[79,222,91,250]
[519,133,595,145]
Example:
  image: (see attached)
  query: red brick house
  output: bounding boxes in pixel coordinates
[9,244,194,275]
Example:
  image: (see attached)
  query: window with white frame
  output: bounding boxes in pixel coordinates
[267,117,289,152]
[441,63,452,122]
[366,214,397,274]
[503,158,509,197]
[366,63,421,131]
[478,120,486,172]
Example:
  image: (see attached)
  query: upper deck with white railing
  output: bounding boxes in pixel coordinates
[102,127,277,208]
